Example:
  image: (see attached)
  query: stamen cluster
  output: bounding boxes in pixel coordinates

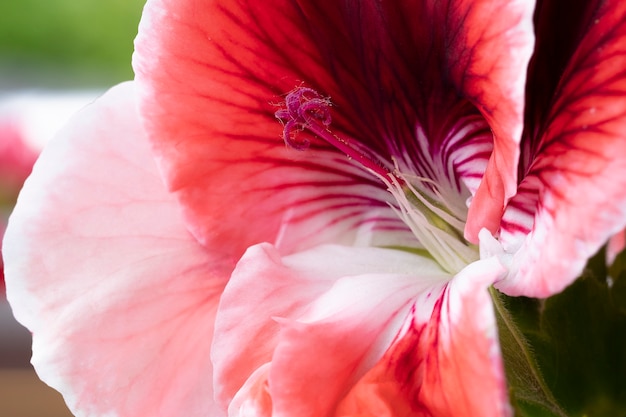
[276,86,478,274]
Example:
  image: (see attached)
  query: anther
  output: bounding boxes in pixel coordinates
[275,86,394,181]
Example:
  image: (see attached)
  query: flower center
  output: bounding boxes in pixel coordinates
[275,86,478,274]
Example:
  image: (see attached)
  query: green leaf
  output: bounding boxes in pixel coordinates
[495,247,626,417]
[492,289,567,417]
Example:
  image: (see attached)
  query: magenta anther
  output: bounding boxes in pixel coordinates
[275,86,393,181]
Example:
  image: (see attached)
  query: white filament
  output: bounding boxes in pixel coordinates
[375,169,479,274]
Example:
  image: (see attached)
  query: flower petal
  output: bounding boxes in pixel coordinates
[335,256,510,417]
[3,82,226,417]
[211,243,340,409]
[458,0,536,241]
[133,0,417,262]
[228,363,273,417]
[497,0,626,297]
[134,0,535,255]
[212,243,451,415]
[269,257,449,417]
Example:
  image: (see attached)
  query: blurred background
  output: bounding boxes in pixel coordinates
[0,0,143,89]
[1,1,145,415]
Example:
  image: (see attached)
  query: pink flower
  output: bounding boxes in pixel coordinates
[0,117,38,292]
[3,1,626,417]
[0,120,38,195]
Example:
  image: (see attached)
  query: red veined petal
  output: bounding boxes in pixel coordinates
[523,0,600,142]
[211,243,451,415]
[457,0,536,242]
[3,83,226,417]
[335,257,510,417]
[134,0,535,257]
[497,0,626,297]
[269,256,449,417]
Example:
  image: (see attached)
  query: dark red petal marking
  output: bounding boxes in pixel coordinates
[134,0,533,259]
[498,0,626,297]
[335,258,510,417]
[457,0,535,241]
[523,0,600,150]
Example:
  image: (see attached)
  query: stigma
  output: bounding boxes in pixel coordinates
[275,86,395,182]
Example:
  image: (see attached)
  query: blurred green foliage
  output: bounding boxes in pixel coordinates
[0,0,146,88]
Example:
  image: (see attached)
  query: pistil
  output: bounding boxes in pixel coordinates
[275,86,395,182]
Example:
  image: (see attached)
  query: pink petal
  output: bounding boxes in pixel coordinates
[457,0,536,242]
[134,0,535,255]
[335,257,510,417]
[497,0,626,297]
[213,243,508,416]
[212,243,451,415]
[211,243,340,409]
[3,82,226,417]
[228,363,273,417]
[269,256,450,417]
